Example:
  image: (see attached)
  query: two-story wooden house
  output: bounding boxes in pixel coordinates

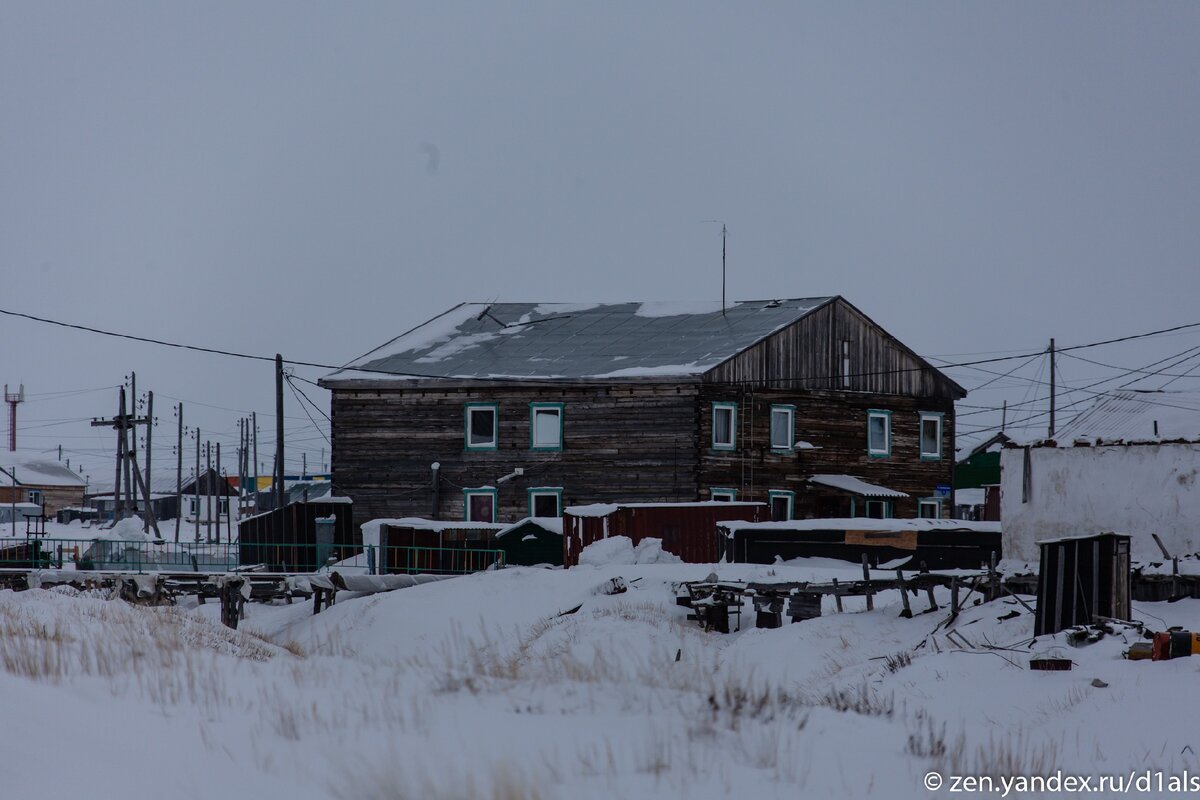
[320,297,965,528]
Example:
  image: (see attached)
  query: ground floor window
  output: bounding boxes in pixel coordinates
[27,489,43,506]
[710,488,737,502]
[464,488,497,522]
[863,500,891,519]
[528,487,563,518]
[918,499,941,519]
[768,490,794,521]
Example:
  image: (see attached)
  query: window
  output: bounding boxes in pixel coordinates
[769,405,795,451]
[768,490,794,521]
[842,340,852,388]
[710,488,737,502]
[712,402,737,450]
[27,490,43,506]
[464,488,497,522]
[867,409,891,457]
[218,498,229,515]
[464,403,498,450]
[528,487,563,518]
[189,498,198,517]
[529,403,563,450]
[919,412,943,460]
[864,500,891,519]
[918,499,941,519]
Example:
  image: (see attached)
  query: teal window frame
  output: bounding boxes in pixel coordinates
[463,487,498,522]
[867,409,892,458]
[529,402,564,451]
[464,403,499,451]
[863,499,892,519]
[919,412,944,461]
[767,489,795,520]
[712,402,738,451]
[918,498,941,519]
[527,486,563,518]
[710,487,738,501]
[769,404,796,452]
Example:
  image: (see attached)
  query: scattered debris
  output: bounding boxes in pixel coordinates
[1091,678,1109,688]
[595,576,628,596]
[1029,658,1073,671]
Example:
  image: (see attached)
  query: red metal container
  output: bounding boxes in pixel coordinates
[562,502,765,566]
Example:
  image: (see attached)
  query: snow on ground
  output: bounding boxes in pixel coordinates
[3,558,1199,798]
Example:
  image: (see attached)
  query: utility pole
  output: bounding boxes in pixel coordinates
[275,354,286,539]
[1001,400,1007,433]
[91,387,150,526]
[302,452,307,480]
[175,402,183,543]
[143,390,153,532]
[252,411,259,508]
[206,441,213,544]
[1048,338,1056,438]
[216,441,223,544]
[130,372,137,477]
[194,428,201,544]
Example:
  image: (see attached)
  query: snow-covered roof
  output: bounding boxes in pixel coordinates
[495,516,564,539]
[807,474,909,498]
[323,299,834,382]
[954,488,987,506]
[717,517,1001,535]
[0,451,86,488]
[382,517,507,532]
[1050,390,1200,444]
[564,501,766,517]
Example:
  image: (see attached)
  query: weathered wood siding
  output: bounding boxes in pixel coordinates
[706,298,962,399]
[696,386,956,518]
[332,384,701,528]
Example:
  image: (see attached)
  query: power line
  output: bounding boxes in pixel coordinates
[7,304,1200,388]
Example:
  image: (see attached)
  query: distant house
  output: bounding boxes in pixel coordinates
[1000,390,1200,562]
[0,450,87,517]
[320,298,966,528]
[953,432,1009,521]
[88,468,237,524]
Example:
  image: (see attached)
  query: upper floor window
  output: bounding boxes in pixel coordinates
[530,403,563,450]
[841,340,852,388]
[919,412,943,460]
[769,405,795,452]
[712,402,737,450]
[867,409,891,457]
[464,403,498,450]
[710,488,737,502]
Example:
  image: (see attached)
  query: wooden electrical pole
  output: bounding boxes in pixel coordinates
[206,440,213,544]
[216,440,223,544]
[194,427,201,543]
[143,390,153,532]
[91,387,149,525]
[1048,338,1056,438]
[175,402,183,543]
[252,410,258,505]
[275,354,286,539]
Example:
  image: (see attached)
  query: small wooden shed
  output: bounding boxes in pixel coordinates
[562,501,765,566]
[377,518,507,574]
[495,517,563,566]
[1034,532,1131,637]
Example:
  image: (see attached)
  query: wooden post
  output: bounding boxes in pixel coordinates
[861,553,873,611]
[194,428,201,543]
[989,551,999,601]
[831,577,843,613]
[275,354,287,543]
[951,576,961,617]
[216,441,223,544]
[174,402,182,543]
[206,441,213,544]
[896,569,912,618]
[113,389,125,522]
[143,390,153,533]
[251,411,258,510]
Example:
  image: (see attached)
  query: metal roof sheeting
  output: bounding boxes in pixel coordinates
[1054,390,1200,443]
[807,474,910,498]
[326,298,833,381]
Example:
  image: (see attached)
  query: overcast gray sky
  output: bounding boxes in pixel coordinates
[2,2,1199,484]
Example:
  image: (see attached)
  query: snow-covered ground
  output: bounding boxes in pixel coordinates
[3,556,1198,798]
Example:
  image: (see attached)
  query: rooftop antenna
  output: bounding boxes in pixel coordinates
[702,220,728,316]
[4,384,23,452]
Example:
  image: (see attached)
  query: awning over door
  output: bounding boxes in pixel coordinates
[807,474,909,498]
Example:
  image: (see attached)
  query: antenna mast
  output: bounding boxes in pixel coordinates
[4,384,23,452]
[721,223,727,317]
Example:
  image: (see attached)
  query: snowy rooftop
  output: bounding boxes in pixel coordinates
[0,451,87,488]
[807,474,909,498]
[324,298,833,381]
[495,516,564,538]
[1049,389,1200,444]
[718,517,1002,534]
